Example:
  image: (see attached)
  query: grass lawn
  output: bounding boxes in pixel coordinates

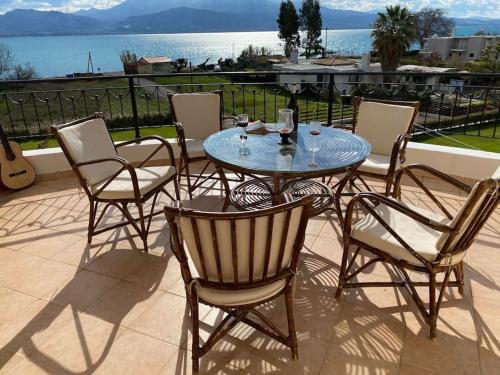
[417,123,500,153]
[19,126,177,151]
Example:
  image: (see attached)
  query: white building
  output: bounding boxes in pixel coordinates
[137,56,174,74]
[396,65,462,87]
[426,35,500,65]
[272,54,382,93]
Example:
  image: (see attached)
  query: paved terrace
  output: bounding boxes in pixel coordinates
[0,171,499,375]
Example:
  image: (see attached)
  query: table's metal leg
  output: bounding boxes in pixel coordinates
[216,166,231,212]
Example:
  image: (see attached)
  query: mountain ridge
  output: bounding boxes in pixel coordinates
[0,4,498,37]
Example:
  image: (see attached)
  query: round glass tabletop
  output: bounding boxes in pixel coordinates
[203,124,371,177]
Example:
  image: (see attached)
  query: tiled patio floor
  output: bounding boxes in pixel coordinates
[0,172,499,374]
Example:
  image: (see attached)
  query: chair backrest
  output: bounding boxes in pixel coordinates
[353,97,419,156]
[437,167,500,254]
[168,91,223,140]
[165,197,313,286]
[51,114,120,185]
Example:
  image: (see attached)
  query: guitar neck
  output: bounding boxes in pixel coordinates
[0,124,16,161]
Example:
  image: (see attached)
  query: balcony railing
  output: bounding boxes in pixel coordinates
[0,71,499,145]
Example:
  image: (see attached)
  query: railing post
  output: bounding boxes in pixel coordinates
[128,76,140,139]
[327,74,334,126]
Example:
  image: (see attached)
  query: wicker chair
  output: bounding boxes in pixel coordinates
[167,91,240,199]
[164,196,314,372]
[51,113,180,252]
[334,97,420,223]
[336,164,500,337]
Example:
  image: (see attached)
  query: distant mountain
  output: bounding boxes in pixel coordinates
[0,9,105,36]
[75,0,281,23]
[1,4,499,37]
[321,8,376,29]
[112,7,276,33]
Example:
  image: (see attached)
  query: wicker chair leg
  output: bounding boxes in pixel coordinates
[428,272,437,338]
[87,201,95,245]
[284,287,298,360]
[173,177,181,201]
[454,262,465,295]
[136,202,148,253]
[190,294,200,373]
[184,161,194,200]
[385,180,393,197]
[335,243,350,298]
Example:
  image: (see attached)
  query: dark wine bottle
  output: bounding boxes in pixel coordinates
[287,91,299,141]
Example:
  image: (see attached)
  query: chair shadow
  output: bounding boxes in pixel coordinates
[0,211,173,373]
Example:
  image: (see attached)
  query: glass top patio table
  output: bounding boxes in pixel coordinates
[203,125,371,178]
[204,124,371,213]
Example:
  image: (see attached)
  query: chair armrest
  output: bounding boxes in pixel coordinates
[344,192,455,267]
[173,122,188,157]
[116,135,176,167]
[345,192,454,234]
[395,164,471,194]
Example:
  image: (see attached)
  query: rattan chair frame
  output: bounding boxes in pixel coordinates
[167,90,242,199]
[336,164,499,338]
[51,113,180,252]
[164,196,314,372]
[333,97,420,224]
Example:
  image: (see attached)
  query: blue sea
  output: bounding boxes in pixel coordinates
[0,25,498,78]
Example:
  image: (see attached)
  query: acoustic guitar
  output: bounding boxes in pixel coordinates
[0,124,36,190]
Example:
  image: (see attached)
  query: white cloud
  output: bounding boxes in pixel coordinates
[321,0,500,18]
[0,0,124,14]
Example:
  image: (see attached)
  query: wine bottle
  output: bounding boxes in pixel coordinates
[287,91,299,140]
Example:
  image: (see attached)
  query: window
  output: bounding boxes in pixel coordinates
[449,53,452,57]
[469,52,475,58]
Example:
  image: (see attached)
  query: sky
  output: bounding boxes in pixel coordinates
[0,0,499,18]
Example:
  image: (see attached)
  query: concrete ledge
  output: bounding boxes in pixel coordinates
[23,139,499,182]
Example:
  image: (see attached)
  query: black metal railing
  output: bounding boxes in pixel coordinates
[0,71,499,147]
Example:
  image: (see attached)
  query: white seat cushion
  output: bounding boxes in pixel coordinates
[198,279,286,306]
[185,139,206,158]
[357,153,400,175]
[351,200,466,266]
[92,166,176,200]
[58,117,120,185]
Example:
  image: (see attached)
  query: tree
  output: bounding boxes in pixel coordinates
[277,0,301,57]
[0,43,14,78]
[300,0,324,58]
[372,5,416,72]
[119,49,137,74]
[173,58,188,73]
[467,42,500,72]
[416,8,454,49]
[9,63,37,80]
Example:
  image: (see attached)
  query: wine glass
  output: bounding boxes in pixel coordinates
[237,113,249,131]
[278,109,294,145]
[309,122,321,167]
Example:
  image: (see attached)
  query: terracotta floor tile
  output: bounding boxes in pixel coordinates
[51,238,117,268]
[48,269,120,310]
[20,231,82,259]
[0,219,53,251]
[85,281,164,327]
[160,348,242,375]
[401,317,480,375]
[124,252,182,292]
[27,312,125,373]
[10,258,77,300]
[0,301,73,357]
[129,292,210,348]
[93,329,178,375]
[0,349,24,374]
[84,246,148,279]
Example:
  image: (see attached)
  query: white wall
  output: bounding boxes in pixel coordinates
[24,139,499,182]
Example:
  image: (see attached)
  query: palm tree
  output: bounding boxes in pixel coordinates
[372,5,415,72]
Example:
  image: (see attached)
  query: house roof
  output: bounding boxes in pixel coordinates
[397,65,458,73]
[137,56,172,65]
